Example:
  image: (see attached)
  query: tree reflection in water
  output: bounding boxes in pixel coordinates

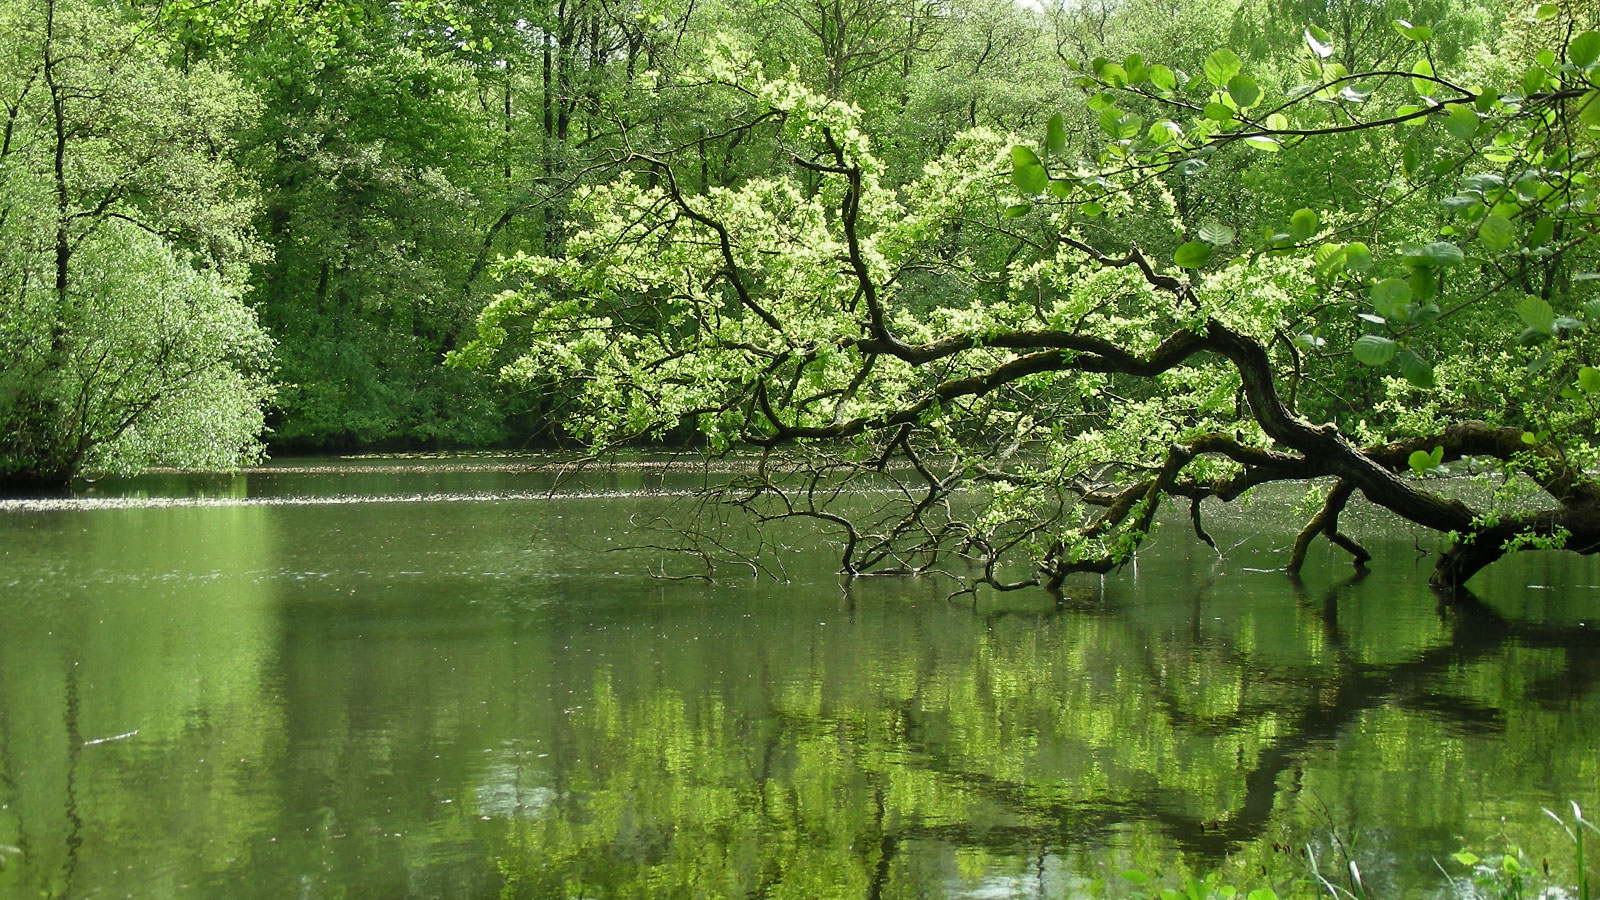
[488,572,1600,899]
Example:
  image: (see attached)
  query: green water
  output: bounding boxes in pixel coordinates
[0,456,1596,900]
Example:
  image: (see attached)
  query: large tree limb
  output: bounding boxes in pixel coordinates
[1366,421,1600,507]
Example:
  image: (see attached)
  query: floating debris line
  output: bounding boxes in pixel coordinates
[145,458,774,477]
[0,485,908,513]
[82,729,139,747]
[0,488,702,513]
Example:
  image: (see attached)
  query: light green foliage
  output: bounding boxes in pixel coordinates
[457,0,1600,588]
[0,0,272,486]
[1033,7,1600,433]
[43,225,272,475]
[456,58,1269,581]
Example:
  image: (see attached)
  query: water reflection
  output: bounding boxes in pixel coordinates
[0,463,1596,899]
[475,572,1600,900]
[0,504,282,899]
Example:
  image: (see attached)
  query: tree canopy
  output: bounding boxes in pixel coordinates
[4,0,1598,592]
[0,0,272,489]
[456,5,1600,592]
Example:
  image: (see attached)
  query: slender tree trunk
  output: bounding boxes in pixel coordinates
[542,28,556,251]
[503,65,513,183]
[44,0,69,311]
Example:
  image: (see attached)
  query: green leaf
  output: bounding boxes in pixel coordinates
[1305,25,1334,59]
[1148,120,1180,144]
[1204,102,1235,122]
[1344,242,1374,272]
[1576,366,1600,393]
[1536,3,1559,20]
[1204,49,1243,87]
[1409,264,1438,302]
[1517,295,1557,332]
[1403,142,1420,175]
[1149,64,1177,92]
[1353,334,1398,365]
[1004,203,1032,217]
[1121,870,1151,885]
[1045,113,1067,156]
[1265,112,1290,131]
[1579,91,1600,127]
[1394,104,1426,129]
[1409,449,1437,473]
[1399,350,1436,388]
[1444,104,1479,140]
[1529,216,1556,248]
[1395,18,1433,41]
[1572,31,1600,67]
[1049,178,1073,199]
[1199,221,1236,246]
[1412,59,1437,96]
[1313,242,1347,275]
[1228,74,1262,109]
[1289,208,1319,241]
[1098,106,1124,137]
[1123,54,1148,83]
[1524,65,1550,96]
[1372,278,1413,318]
[1516,174,1542,204]
[1244,135,1282,151]
[1419,241,1465,266]
[1012,159,1048,195]
[1080,200,1105,217]
[1175,241,1214,268]
[1339,84,1374,103]
[1479,213,1516,251]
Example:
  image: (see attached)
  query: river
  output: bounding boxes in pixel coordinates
[0,455,1596,899]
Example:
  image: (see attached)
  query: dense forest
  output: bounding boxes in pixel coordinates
[2,0,1599,585]
[0,0,1076,475]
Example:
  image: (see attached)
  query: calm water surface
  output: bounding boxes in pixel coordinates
[0,456,1597,899]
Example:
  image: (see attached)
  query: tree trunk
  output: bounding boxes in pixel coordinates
[1429,538,1507,593]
